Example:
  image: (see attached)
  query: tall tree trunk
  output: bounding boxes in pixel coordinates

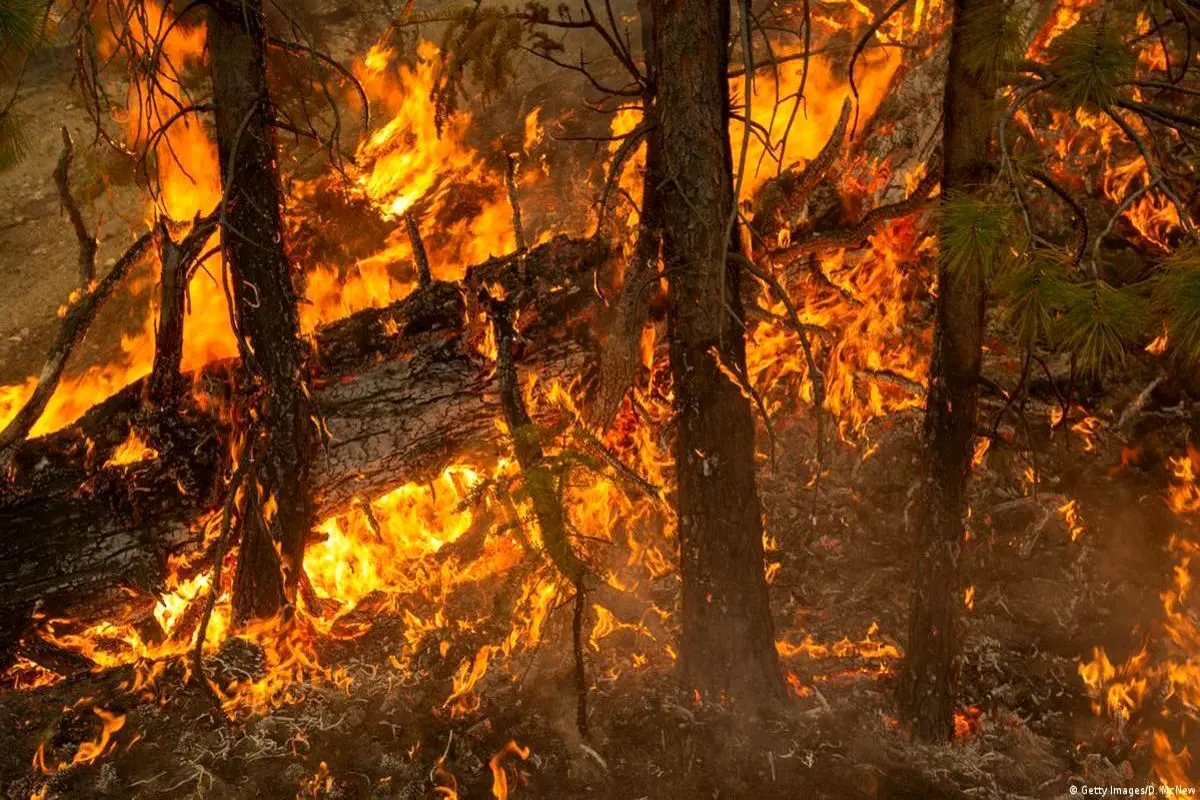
[896,0,1000,742]
[651,0,783,705]
[208,0,313,624]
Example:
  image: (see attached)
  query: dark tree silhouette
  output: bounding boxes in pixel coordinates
[208,0,315,623]
[897,0,1003,742]
[650,0,784,706]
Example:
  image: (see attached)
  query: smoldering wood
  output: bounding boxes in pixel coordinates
[0,235,610,668]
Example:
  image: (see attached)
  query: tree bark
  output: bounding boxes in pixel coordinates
[208,0,312,624]
[896,0,1000,743]
[146,220,205,406]
[0,237,608,670]
[590,0,665,428]
[651,0,783,706]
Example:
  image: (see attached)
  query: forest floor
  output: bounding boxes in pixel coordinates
[0,3,1195,799]
[0,393,1189,798]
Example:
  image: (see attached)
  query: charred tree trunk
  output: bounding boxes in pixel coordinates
[146,220,204,406]
[651,0,783,706]
[896,0,1000,742]
[208,0,312,624]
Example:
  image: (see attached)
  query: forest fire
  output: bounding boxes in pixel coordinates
[0,0,1198,797]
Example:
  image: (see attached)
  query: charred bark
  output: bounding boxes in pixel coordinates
[208,0,313,624]
[896,0,1001,743]
[0,237,608,671]
[147,219,210,406]
[651,0,783,706]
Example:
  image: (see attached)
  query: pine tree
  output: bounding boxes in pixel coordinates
[651,0,783,706]
[208,0,315,623]
[897,0,1009,743]
[0,0,46,170]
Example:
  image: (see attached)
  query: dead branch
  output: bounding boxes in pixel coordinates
[481,289,586,583]
[865,368,926,398]
[192,447,249,717]
[147,212,219,406]
[791,97,851,197]
[773,164,940,260]
[731,252,825,480]
[1028,169,1089,268]
[52,126,98,286]
[0,230,157,470]
[848,0,912,137]
[404,209,432,288]
[265,36,371,134]
[505,153,528,253]
[595,121,652,231]
[1116,375,1166,434]
[482,286,589,737]
[751,98,851,245]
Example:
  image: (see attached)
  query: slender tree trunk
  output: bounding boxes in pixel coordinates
[651,0,783,706]
[591,0,664,428]
[147,220,195,405]
[897,0,1000,742]
[208,0,313,624]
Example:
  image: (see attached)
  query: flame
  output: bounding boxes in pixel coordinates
[444,645,493,717]
[1058,499,1085,542]
[104,429,159,468]
[954,706,981,739]
[1147,329,1169,356]
[777,621,901,667]
[746,216,931,438]
[299,762,333,797]
[736,48,902,199]
[34,707,126,774]
[489,740,531,800]
[0,2,962,773]
[1079,446,1200,781]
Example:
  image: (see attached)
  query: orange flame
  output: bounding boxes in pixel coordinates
[489,740,531,800]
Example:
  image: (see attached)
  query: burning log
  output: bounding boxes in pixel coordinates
[0,235,611,669]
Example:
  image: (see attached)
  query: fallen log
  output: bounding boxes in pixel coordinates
[0,235,611,667]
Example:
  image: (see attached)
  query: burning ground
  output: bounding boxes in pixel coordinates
[0,0,1198,798]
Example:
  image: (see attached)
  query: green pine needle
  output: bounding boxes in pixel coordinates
[960,0,1026,86]
[939,192,1015,284]
[1152,246,1200,367]
[998,249,1073,349]
[1048,23,1134,110]
[0,0,44,73]
[0,110,27,171]
[433,7,523,133]
[1058,280,1151,376]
